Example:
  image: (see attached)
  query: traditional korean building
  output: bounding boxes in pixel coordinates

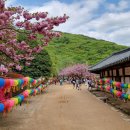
[89,48,130,83]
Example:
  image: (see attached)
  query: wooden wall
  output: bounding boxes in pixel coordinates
[100,61,130,83]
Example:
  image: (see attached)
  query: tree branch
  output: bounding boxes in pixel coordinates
[0,27,31,34]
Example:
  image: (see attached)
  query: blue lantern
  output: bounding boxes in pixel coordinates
[0,78,5,88]
[0,103,4,112]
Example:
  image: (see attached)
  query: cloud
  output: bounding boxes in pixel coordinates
[28,0,104,34]
[29,0,102,28]
[107,0,129,12]
[83,11,130,46]
[109,28,130,46]
[5,0,17,7]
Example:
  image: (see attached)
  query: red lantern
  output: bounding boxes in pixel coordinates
[3,79,11,89]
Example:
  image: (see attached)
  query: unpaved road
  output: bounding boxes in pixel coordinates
[0,84,130,130]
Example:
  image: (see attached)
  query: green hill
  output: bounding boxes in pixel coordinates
[45,32,128,76]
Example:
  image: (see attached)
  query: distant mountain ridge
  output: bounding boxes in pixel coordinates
[45,32,128,76]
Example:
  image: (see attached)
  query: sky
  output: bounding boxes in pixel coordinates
[6,0,130,46]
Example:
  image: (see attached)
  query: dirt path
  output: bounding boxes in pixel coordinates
[0,84,130,130]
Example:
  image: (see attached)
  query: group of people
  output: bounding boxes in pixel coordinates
[52,77,96,91]
[71,78,83,90]
[85,78,95,90]
[71,77,96,90]
[53,78,64,86]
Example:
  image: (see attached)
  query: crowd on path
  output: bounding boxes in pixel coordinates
[52,77,97,91]
[70,77,96,90]
[71,78,82,90]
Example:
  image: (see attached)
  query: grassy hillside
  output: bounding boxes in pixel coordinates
[45,32,128,76]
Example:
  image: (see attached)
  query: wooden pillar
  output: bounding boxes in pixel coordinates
[107,70,110,77]
[123,67,125,83]
[112,68,113,80]
[100,72,102,78]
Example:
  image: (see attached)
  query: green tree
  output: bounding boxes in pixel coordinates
[14,33,52,78]
[17,50,52,78]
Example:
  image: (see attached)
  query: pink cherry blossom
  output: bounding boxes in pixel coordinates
[59,64,91,78]
[0,0,68,75]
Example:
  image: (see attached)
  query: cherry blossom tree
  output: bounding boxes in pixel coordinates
[0,0,69,75]
[59,64,91,78]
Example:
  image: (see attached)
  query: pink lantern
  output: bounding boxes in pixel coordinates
[32,80,37,85]
[115,82,121,88]
[106,79,110,84]
[2,100,10,112]
[33,89,37,95]
[6,99,14,111]
[106,86,111,91]
[9,99,15,108]
[116,91,122,97]
[22,91,29,98]
[10,79,15,87]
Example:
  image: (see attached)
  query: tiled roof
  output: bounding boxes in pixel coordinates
[89,48,130,72]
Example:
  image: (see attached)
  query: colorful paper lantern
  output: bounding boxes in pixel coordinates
[22,77,29,86]
[115,82,121,87]
[2,101,10,111]
[124,94,128,99]
[0,78,5,88]
[18,95,24,101]
[16,96,22,104]
[11,98,18,105]
[8,99,15,108]
[106,79,110,83]
[10,79,14,86]
[17,79,23,86]
[30,89,34,95]
[106,86,111,91]
[110,88,113,93]
[22,91,29,98]
[33,89,37,95]
[23,77,29,83]
[110,79,113,84]
[112,81,116,86]
[29,78,34,83]
[6,100,14,111]
[112,89,115,94]
[0,103,4,112]
[3,79,11,88]
[113,90,117,95]
[116,91,122,97]
[128,95,130,100]
[32,80,37,85]
[121,83,125,88]
[99,79,103,84]
[121,93,125,98]
[103,78,106,82]
[14,80,19,86]
[26,90,31,95]
[124,84,128,88]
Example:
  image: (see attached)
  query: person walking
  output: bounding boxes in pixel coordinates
[71,78,76,89]
[59,79,63,86]
[79,79,82,90]
[88,78,95,91]
[85,78,89,89]
[88,78,92,90]
[76,78,80,90]
[54,79,57,85]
